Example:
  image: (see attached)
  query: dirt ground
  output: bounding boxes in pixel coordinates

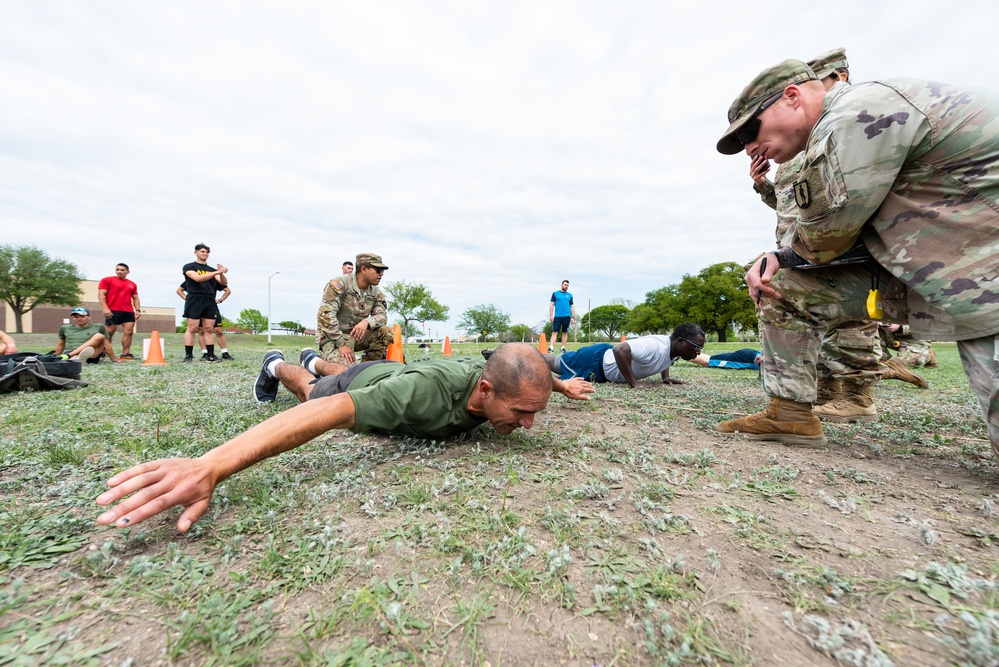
[2,344,997,665]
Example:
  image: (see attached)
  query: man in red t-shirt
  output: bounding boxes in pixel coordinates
[98,263,142,360]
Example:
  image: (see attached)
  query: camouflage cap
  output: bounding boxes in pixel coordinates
[356,252,388,269]
[808,47,849,80]
[716,59,817,155]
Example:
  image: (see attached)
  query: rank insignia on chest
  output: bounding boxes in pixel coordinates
[793,180,811,209]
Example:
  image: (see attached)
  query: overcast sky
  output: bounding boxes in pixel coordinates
[4,1,998,338]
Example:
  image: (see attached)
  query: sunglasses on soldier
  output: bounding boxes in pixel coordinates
[363,265,385,274]
[736,90,785,147]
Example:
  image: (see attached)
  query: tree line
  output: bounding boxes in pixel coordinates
[1,244,756,341]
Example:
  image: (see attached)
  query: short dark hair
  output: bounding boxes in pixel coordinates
[671,322,705,341]
[195,243,210,252]
[481,343,552,398]
[562,280,569,284]
[116,263,129,271]
[343,261,353,267]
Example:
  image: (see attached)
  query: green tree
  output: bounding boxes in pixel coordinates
[586,304,631,340]
[237,308,268,334]
[384,280,450,339]
[506,323,535,342]
[0,245,84,333]
[628,285,681,334]
[458,304,510,342]
[673,262,756,342]
[279,320,305,335]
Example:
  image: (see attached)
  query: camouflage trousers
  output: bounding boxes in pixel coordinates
[759,263,908,404]
[886,337,935,367]
[317,325,394,364]
[956,335,999,461]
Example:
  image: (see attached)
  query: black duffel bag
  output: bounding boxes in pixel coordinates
[0,353,87,392]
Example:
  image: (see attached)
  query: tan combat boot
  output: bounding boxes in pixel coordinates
[881,358,929,389]
[925,348,939,368]
[816,377,842,407]
[715,397,827,447]
[813,381,877,422]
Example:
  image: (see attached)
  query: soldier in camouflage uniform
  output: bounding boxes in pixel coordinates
[879,323,938,368]
[316,252,393,364]
[715,59,999,457]
[747,48,928,423]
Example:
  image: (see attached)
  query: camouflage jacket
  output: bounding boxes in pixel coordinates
[316,273,388,350]
[781,79,999,341]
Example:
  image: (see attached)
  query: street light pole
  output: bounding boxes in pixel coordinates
[267,271,280,343]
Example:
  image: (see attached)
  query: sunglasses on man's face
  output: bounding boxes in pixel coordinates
[736,91,785,147]
[364,265,385,274]
[679,336,703,352]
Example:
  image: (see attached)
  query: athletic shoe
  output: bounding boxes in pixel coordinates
[183,355,194,363]
[221,352,235,361]
[254,350,285,403]
[76,347,94,364]
[300,348,321,376]
[561,347,567,353]
[204,354,220,363]
[119,353,134,361]
[548,347,554,354]
[481,349,494,360]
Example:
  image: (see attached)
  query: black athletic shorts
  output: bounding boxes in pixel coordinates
[183,296,218,321]
[105,310,136,326]
[552,316,571,335]
[308,360,392,399]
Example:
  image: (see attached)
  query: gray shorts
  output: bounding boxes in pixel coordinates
[307,360,391,399]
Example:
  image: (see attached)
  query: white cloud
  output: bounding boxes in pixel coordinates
[3,0,998,335]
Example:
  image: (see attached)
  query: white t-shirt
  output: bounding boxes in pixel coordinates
[602,335,675,383]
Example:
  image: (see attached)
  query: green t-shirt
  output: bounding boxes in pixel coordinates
[58,323,107,352]
[347,359,486,438]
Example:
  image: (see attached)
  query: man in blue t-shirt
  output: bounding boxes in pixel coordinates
[548,280,575,353]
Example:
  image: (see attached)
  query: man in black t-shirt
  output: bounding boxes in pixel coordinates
[181,243,228,362]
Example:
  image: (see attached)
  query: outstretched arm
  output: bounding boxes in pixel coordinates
[96,393,358,532]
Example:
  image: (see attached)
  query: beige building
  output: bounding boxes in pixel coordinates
[1,280,175,334]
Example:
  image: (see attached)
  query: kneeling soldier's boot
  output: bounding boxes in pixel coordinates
[715,397,826,447]
[815,377,841,407]
[881,358,929,389]
[925,348,939,368]
[813,380,877,423]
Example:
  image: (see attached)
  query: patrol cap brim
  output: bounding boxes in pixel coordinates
[716,59,817,155]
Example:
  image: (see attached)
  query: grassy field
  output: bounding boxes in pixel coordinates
[1,333,997,666]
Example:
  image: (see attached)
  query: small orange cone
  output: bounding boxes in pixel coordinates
[442,336,453,356]
[393,323,403,347]
[387,343,405,363]
[621,334,627,342]
[143,330,168,365]
[538,332,548,354]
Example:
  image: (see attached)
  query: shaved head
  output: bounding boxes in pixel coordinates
[481,343,553,398]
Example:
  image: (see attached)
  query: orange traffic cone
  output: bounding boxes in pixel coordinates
[538,332,548,354]
[387,343,405,363]
[442,336,453,356]
[393,323,403,347]
[143,331,168,365]
[621,334,627,342]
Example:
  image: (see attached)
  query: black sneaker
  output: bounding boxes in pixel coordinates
[119,353,134,361]
[201,352,208,361]
[183,355,194,363]
[300,348,321,376]
[254,350,284,403]
[204,355,220,363]
[481,349,494,360]
[221,352,235,361]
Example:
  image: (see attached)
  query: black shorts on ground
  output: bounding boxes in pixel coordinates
[105,311,136,326]
[86,352,106,365]
[183,296,218,321]
[552,316,571,335]
[308,360,392,399]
